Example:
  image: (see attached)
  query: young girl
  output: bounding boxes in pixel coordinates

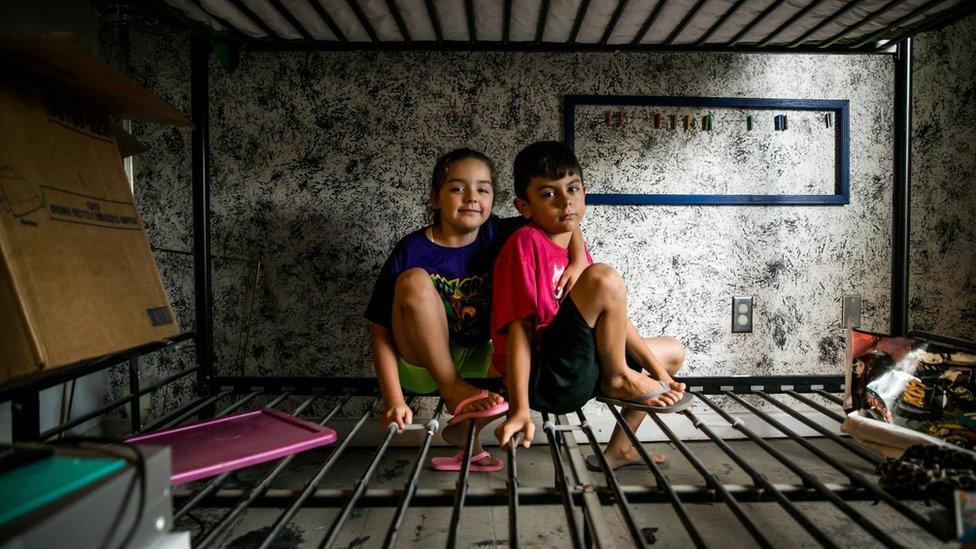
[366,148,587,471]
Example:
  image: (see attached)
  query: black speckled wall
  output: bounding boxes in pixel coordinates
[910,15,976,341]
[210,47,896,381]
[99,15,975,418]
[99,25,196,416]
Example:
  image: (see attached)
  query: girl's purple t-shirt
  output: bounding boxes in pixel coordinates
[365,216,524,346]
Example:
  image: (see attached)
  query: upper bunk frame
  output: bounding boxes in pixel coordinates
[135,0,976,54]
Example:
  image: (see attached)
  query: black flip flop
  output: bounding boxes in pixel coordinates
[598,380,696,413]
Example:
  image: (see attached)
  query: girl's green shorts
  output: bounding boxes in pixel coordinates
[397,340,494,394]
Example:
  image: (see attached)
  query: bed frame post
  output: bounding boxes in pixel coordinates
[191,35,216,401]
[891,37,912,336]
[117,18,145,436]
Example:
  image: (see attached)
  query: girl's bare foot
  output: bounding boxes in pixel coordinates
[441,416,501,466]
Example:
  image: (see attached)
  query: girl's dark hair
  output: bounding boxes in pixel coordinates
[428,148,497,226]
[512,141,582,200]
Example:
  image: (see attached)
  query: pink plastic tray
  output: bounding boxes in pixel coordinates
[126,408,337,485]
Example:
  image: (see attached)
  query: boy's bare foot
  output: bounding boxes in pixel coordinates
[603,447,666,470]
[442,381,505,415]
[441,416,501,466]
[600,371,682,407]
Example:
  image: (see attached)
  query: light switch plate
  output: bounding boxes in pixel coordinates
[732,296,753,333]
[843,294,861,328]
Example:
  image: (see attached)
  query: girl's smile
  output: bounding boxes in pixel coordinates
[429,157,494,247]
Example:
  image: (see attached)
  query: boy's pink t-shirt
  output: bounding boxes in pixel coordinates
[491,223,592,376]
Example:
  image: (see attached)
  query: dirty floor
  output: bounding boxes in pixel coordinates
[173,435,950,548]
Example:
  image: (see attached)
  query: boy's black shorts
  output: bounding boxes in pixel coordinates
[529,297,643,414]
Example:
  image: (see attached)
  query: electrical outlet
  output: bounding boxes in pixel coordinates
[842,294,861,328]
[732,296,753,333]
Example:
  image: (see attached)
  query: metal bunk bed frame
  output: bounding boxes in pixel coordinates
[4,1,976,546]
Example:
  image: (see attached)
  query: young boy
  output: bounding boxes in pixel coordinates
[492,141,687,468]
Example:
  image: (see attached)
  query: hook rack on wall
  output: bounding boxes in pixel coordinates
[566,95,850,206]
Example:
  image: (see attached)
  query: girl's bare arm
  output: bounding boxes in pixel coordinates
[371,323,412,430]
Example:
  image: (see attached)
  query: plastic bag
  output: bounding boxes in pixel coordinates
[844,328,976,449]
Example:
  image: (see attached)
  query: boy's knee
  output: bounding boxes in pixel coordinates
[580,263,625,295]
[663,337,686,375]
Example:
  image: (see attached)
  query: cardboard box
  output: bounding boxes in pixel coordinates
[0,33,192,385]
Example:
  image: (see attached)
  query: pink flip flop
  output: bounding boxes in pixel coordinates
[447,389,509,425]
[430,451,505,472]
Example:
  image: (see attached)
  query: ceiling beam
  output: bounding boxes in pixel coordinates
[226,0,283,39]
[632,0,668,45]
[785,0,869,48]
[725,0,789,47]
[817,0,911,49]
[568,0,590,43]
[384,0,410,41]
[663,0,708,45]
[308,1,347,42]
[424,0,443,43]
[191,0,250,41]
[874,0,976,50]
[694,0,746,45]
[464,0,477,43]
[851,0,953,49]
[756,0,831,48]
[536,0,551,44]
[600,0,629,45]
[243,38,889,54]
[267,0,314,40]
[347,0,379,42]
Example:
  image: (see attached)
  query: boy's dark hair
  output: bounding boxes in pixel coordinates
[429,148,496,225]
[512,141,583,200]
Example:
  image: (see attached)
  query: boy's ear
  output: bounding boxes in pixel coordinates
[514,197,532,219]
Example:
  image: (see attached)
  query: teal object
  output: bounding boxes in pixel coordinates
[0,455,125,526]
[210,36,241,73]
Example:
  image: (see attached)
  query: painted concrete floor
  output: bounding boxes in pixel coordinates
[174,436,952,548]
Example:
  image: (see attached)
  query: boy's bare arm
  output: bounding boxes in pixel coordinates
[557,226,588,294]
[495,319,535,448]
[504,319,533,413]
[371,323,412,431]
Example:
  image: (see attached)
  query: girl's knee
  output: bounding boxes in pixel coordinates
[395,268,437,302]
[397,268,431,288]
